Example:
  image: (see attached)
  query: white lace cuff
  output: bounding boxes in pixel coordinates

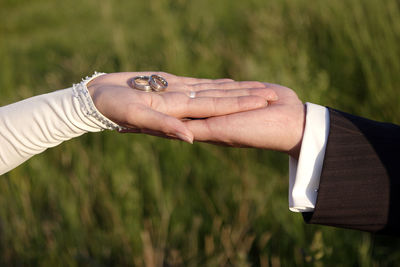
[72,72,125,131]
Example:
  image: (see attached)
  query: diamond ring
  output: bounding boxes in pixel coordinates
[189,91,196,99]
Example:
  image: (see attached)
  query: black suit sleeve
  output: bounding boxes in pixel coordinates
[303,108,400,235]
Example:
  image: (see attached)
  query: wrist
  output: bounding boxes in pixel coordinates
[287,103,306,159]
[86,73,112,119]
[86,74,106,105]
[73,72,122,131]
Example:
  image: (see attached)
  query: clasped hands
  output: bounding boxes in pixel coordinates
[88,72,306,159]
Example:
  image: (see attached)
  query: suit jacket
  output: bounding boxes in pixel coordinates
[303,108,400,235]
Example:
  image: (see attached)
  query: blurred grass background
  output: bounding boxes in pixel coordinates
[1,0,400,265]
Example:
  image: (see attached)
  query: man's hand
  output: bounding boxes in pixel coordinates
[87,72,278,143]
[185,83,305,158]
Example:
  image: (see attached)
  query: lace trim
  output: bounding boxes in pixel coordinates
[72,72,125,131]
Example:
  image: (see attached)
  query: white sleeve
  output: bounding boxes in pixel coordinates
[0,72,121,175]
[288,103,330,212]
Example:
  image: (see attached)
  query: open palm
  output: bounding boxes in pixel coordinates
[87,72,278,143]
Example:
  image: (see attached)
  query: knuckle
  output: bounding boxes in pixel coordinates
[193,83,204,90]
[249,81,265,88]
[212,97,219,113]
[204,119,215,137]
[238,81,247,88]
[236,96,244,109]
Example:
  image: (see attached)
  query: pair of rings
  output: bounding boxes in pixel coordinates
[130,74,168,92]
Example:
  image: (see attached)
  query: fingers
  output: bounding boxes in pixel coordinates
[184,119,216,142]
[157,93,269,118]
[183,115,235,143]
[188,96,268,117]
[95,72,236,91]
[94,72,269,97]
[194,87,278,101]
[175,77,234,85]
[116,72,234,85]
[124,105,194,143]
[124,71,234,85]
[183,111,258,146]
[190,81,266,91]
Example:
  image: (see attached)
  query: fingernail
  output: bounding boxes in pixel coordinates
[176,133,194,144]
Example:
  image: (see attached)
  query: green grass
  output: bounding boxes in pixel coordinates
[1,0,400,265]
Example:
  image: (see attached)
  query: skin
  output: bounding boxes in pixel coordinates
[87,72,279,144]
[185,83,306,159]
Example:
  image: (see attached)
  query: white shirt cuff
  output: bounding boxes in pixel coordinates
[288,103,330,212]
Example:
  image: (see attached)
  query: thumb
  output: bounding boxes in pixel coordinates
[124,105,194,143]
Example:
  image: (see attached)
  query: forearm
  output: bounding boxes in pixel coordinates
[304,108,400,234]
[0,74,118,175]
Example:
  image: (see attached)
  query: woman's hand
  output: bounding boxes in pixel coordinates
[87,72,278,143]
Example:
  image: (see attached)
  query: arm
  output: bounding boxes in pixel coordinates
[186,83,400,234]
[0,72,278,175]
[289,103,329,212]
[303,108,400,234]
[185,83,322,211]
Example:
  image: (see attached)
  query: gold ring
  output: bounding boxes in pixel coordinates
[149,74,168,92]
[130,76,152,91]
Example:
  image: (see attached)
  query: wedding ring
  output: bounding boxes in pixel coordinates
[149,74,168,92]
[130,76,152,91]
[189,91,196,99]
